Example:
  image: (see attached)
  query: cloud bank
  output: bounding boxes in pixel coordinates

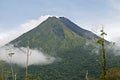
[0,45,55,67]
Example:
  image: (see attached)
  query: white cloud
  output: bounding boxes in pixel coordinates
[0,15,52,47]
[0,31,22,47]
[0,45,55,67]
[105,26,120,42]
[20,15,52,32]
[90,24,120,41]
[84,0,120,43]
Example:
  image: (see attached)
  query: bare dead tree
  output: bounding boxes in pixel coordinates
[8,52,15,80]
[85,70,89,80]
[26,41,31,80]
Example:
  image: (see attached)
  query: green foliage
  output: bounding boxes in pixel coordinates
[3,45,120,80]
[8,53,15,57]
[26,74,42,80]
[96,38,104,44]
[97,28,107,80]
[7,17,120,80]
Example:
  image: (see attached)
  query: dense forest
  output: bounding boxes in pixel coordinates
[1,46,120,80]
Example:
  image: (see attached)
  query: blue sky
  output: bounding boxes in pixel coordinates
[0,0,120,46]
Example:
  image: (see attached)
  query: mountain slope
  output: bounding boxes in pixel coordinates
[10,17,98,54]
[4,16,120,80]
[59,17,99,40]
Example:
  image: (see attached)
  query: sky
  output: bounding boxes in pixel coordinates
[0,0,120,47]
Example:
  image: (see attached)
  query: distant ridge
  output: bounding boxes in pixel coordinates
[59,17,99,40]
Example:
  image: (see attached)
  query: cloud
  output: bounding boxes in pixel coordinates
[0,15,52,47]
[20,15,52,32]
[90,24,120,41]
[0,31,23,47]
[0,44,55,67]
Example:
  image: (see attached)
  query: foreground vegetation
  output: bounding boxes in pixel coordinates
[1,45,120,80]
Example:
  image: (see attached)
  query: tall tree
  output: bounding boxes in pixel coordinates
[96,27,107,80]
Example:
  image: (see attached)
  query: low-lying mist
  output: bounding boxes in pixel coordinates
[85,39,120,56]
[0,44,55,67]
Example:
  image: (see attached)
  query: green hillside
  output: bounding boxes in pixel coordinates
[6,17,120,80]
[10,17,88,54]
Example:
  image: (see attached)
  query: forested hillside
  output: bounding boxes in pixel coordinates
[1,17,120,80]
